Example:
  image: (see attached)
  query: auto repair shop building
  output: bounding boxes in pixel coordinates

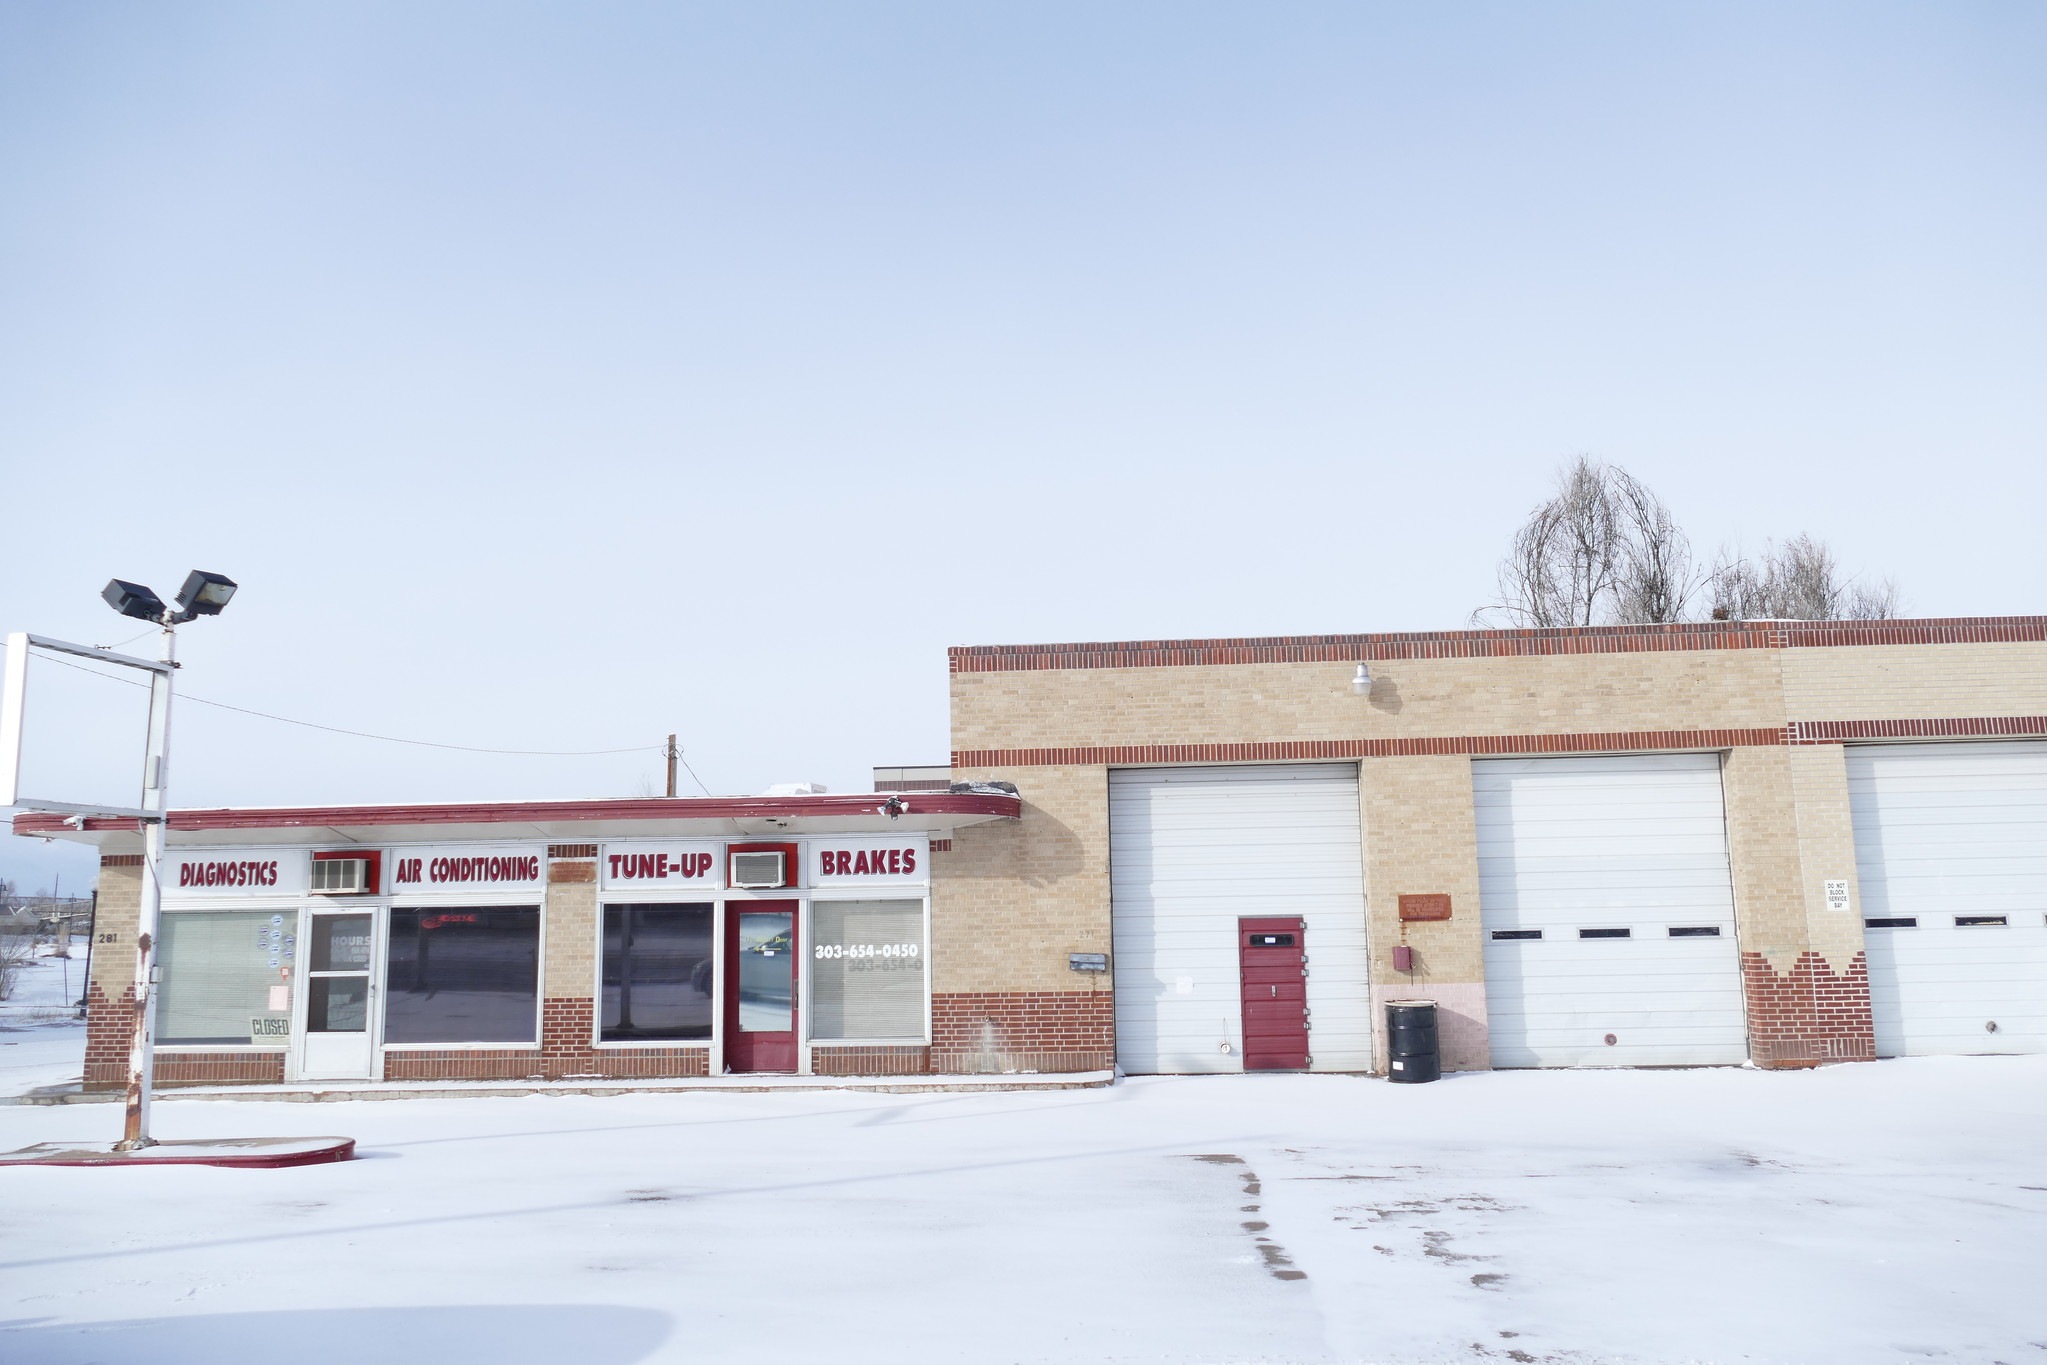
[939,615,2047,1074]
[30,613,2047,1087]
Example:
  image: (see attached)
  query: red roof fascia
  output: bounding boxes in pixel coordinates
[11,792,1019,836]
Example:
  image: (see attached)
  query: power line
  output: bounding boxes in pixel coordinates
[675,752,715,798]
[32,652,664,758]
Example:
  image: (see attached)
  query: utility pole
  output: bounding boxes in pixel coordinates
[664,734,679,799]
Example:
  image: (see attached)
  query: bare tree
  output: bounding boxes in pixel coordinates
[1609,468,1700,623]
[1483,459,1907,626]
[1844,576,1903,620]
[1477,457,1698,627]
[0,879,30,1001]
[1479,457,1623,627]
[1708,536,1905,621]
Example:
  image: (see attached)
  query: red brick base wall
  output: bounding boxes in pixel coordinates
[1741,950,1877,1067]
[383,1049,548,1081]
[535,997,710,1079]
[95,988,1119,1085]
[156,1052,287,1085]
[84,980,132,1089]
[812,1045,933,1076]
[931,990,1114,1073]
[85,981,290,1088]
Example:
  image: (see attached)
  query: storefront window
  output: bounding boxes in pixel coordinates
[809,899,925,1039]
[384,907,539,1043]
[157,911,292,1045]
[601,904,713,1041]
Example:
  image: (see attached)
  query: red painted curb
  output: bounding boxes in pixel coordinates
[0,1137,356,1168]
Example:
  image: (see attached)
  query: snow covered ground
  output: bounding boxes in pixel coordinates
[2,1035,2043,1365]
[1,943,88,1016]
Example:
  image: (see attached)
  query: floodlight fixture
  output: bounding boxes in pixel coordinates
[1350,662,1373,695]
[172,570,238,622]
[102,579,168,622]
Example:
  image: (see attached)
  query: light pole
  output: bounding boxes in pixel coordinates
[97,571,237,1150]
[4,574,356,1169]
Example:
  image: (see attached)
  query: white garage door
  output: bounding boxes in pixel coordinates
[1108,765,1371,1074]
[1847,741,2047,1058]
[1475,753,1747,1067]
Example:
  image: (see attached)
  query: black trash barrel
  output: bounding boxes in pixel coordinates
[1386,999,1440,1084]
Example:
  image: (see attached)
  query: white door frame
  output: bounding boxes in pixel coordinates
[289,904,385,1081]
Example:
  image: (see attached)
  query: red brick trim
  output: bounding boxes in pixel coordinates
[1740,950,1876,1068]
[931,990,1113,1074]
[1789,716,2047,744]
[929,839,952,853]
[956,729,1785,769]
[547,844,599,859]
[950,616,2047,673]
[99,854,144,868]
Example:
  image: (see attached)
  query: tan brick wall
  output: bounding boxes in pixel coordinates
[945,635,2047,1073]
[935,765,1110,995]
[1359,755,1485,987]
[1783,643,2047,722]
[542,867,598,999]
[1722,747,1808,971]
[953,650,1789,753]
[88,862,142,1002]
[1787,745,1866,971]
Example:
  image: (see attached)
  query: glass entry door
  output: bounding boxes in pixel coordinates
[296,910,378,1080]
[724,901,798,1072]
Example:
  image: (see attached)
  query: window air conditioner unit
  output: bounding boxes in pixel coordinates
[729,851,787,889]
[309,858,370,894]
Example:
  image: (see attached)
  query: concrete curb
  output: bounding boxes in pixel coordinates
[4,1071,1119,1105]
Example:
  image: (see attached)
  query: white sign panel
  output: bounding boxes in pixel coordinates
[808,835,930,887]
[1824,878,1851,913]
[389,845,544,894]
[599,842,724,891]
[165,849,307,897]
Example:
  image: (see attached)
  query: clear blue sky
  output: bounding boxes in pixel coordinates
[3,1,2043,890]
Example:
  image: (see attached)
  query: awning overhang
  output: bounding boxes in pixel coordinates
[11,791,1021,853]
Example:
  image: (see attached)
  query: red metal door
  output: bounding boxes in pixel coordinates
[1239,917,1308,1070]
[724,900,799,1073]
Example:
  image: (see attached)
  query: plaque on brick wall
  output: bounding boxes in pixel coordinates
[1398,894,1452,922]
